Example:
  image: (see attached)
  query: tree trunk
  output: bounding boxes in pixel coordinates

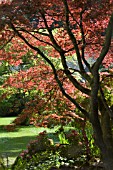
[98,99,113,170]
[100,148,113,170]
[90,71,113,170]
[90,107,113,170]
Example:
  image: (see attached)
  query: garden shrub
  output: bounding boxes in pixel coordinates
[11,130,86,170]
[11,123,101,169]
[4,123,16,132]
[0,92,25,117]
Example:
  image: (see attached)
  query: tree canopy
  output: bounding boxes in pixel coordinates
[0,0,113,169]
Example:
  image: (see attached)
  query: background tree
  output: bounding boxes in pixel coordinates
[0,0,113,169]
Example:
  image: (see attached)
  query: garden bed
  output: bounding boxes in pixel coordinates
[0,117,55,166]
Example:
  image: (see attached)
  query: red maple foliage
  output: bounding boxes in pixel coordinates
[0,1,113,169]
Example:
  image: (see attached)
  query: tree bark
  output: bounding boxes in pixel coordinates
[90,71,113,170]
[98,98,113,170]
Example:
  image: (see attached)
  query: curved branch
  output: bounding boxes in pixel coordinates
[40,10,91,95]
[60,51,91,95]
[92,13,113,71]
[40,10,64,53]
[31,11,91,95]
[16,27,54,47]
[11,23,91,95]
[62,0,91,82]
[10,22,89,118]
[80,10,91,73]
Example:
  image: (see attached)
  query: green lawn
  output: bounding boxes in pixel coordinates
[0,117,56,166]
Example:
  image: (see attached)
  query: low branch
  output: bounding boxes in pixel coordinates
[16,27,54,47]
[40,11,91,95]
[10,22,89,118]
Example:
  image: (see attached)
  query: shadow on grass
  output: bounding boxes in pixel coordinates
[0,135,37,157]
[0,124,41,133]
[0,125,20,133]
[0,132,59,155]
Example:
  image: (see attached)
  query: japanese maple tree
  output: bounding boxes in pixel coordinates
[0,0,113,169]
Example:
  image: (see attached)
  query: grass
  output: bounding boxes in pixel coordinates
[0,117,56,166]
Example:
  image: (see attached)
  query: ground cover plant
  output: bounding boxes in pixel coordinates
[11,126,102,170]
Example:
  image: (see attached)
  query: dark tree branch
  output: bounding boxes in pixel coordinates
[79,10,91,73]
[17,27,54,47]
[16,27,75,54]
[40,10,64,53]
[60,51,91,95]
[11,23,91,96]
[99,87,113,119]
[92,13,113,72]
[40,10,91,95]
[10,22,89,118]
[62,0,91,83]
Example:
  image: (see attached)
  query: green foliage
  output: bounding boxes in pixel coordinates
[11,130,85,169]
[0,156,6,170]
[0,117,101,169]
[0,42,105,168]
[0,92,26,117]
[0,117,55,167]
[12,151,60,170]
[84,122,100,159]
[21,50,38,70]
